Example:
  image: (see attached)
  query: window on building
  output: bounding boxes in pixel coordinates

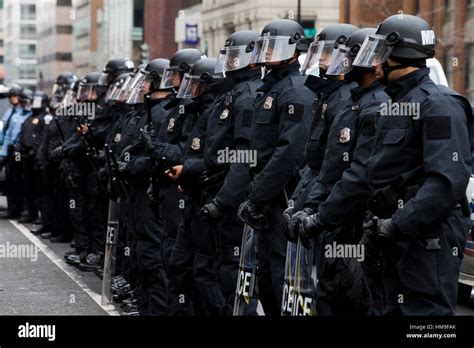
[19,64,36,79]
[20,4,35,20]
[20,24,36,39]
[467,44,474,104]
[19,43,36,59]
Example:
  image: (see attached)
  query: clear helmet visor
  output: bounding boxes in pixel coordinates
[32,96,43,109]
[352,34,393,68]
[98,73,109,86]
[215,46,253,73]
[52,83,67,97]
[159,67,182,89]
[77,84,97,101]
[250,36,296,64]
[115,74,135,102]
[326,45,354,76]
[301,40,335,76]
[108,80,124,101]
[125,71,150,104]
[176,74,207,99]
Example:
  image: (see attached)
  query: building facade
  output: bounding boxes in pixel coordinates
[72,0,103,78]
[340,0,474,103]
[176,0,339,57]
[3,0,38,88]
[36,0,74,93]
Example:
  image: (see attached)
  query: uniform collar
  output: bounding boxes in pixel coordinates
[264,60,301,82]
[258,61,301,93]
[304,75,346,98]
[351,80,383,101]
[384,68,430,100]
[228,68,261,83]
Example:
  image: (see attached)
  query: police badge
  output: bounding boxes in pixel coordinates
[220,108,229,120]
[114,133,122,143]
[167,118,175,133]
[263,96,273,110]
[32,117,39,125]
[339,128,351,143]
[191,137,200,151]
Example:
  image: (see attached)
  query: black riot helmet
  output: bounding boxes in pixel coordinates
[20,89,33,110]
[53,73,77,97]
[77,72,102,102]
[215,30,259,74]
[20,89,33,102]
[326,27,377,76]
[302,23,359,75]
[353,14,435,69]
[145,58,170,93]
[106,71,132,102]
[101,58,135,86]
[32,90,49,111]
[160,48,205,90]
[176,58,223,99]
[8,84,23,97]
[250,19,308,65]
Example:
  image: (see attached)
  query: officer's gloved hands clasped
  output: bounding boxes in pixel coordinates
[300,211,327,249]
[139,127,155,153]
[200,199,224,222]
[50,146,65,161]
[281,201,296,242]
[361,216,397,249]
[237,200,265,229]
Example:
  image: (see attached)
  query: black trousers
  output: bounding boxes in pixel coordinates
[5,149,23,217]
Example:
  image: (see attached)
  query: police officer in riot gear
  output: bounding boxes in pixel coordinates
[236,19,314,315]
[196,30,263,315]
[281,23,359,242]
[293,28,390,315]
[306,14,472,315]
[161,57,224,315]
[61,72,106,270]
[139,48,204,315]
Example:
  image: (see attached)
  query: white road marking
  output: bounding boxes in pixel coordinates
[10,220,120,316]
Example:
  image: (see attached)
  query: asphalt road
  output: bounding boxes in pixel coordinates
[0,197,472,316]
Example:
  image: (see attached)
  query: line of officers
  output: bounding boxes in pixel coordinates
[1,14,473,316]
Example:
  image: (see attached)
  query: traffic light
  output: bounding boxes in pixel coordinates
[140,43,150,64]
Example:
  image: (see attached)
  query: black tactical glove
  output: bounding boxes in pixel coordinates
[300,212,327,249]
[139,128,155,154]
[200,199,224,221]
[237,200,265,228]
[281,202,295,242]
[361,216,397,249]
[50,146,65,161]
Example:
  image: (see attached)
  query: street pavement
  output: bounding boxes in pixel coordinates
[0,196,472,316]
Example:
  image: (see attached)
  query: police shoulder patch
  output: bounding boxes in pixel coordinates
[425,116,451,140]
[283,103,304,122]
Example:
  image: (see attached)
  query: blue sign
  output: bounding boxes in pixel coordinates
[185,24,200,45]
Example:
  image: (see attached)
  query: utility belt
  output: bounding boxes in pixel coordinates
[199,166,229,195]
[368,183,470,219]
